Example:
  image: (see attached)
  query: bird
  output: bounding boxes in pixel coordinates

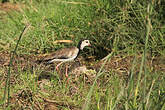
[41,39,91,77]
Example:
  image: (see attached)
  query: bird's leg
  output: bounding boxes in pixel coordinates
[65,64,71,84]
[65,65,68,77]
[55,62,63,71]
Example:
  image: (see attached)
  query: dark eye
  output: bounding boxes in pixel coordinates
[86,41,88,43]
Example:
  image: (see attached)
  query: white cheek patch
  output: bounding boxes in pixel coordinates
[80,41,89,50]
[80,42,85,50]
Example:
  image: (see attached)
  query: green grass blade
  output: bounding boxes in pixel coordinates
[133,3,152,108]
[82,52,114,110]
[1,24,30,107]
[145,79,155,109]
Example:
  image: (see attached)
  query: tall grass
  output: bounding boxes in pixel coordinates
[83,52,114,110]
[0,0,164,57]
[0,0,164,109]
[83,1,165,110]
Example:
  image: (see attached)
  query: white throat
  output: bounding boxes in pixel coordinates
[80,45,84,50]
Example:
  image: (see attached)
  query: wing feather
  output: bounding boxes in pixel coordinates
[43,47,79,62]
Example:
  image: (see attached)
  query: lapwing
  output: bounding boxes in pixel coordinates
[42,39,91,77]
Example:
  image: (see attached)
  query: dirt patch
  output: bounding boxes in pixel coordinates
[0,2,23,12]
[0,52,164,89]
[93,54,165,76]
[0,52,164,76]
[0,52,165,109]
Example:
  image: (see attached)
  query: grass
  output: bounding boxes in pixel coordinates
[0,0,165,109]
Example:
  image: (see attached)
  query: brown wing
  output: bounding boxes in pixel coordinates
[44,47,79,61]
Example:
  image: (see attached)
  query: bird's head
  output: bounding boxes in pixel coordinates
[78,39,91,50]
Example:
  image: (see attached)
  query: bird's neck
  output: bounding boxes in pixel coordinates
[77,40,84,50]
[77,41,81,50]
[75,49,81,60]
[76,40,83,59]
